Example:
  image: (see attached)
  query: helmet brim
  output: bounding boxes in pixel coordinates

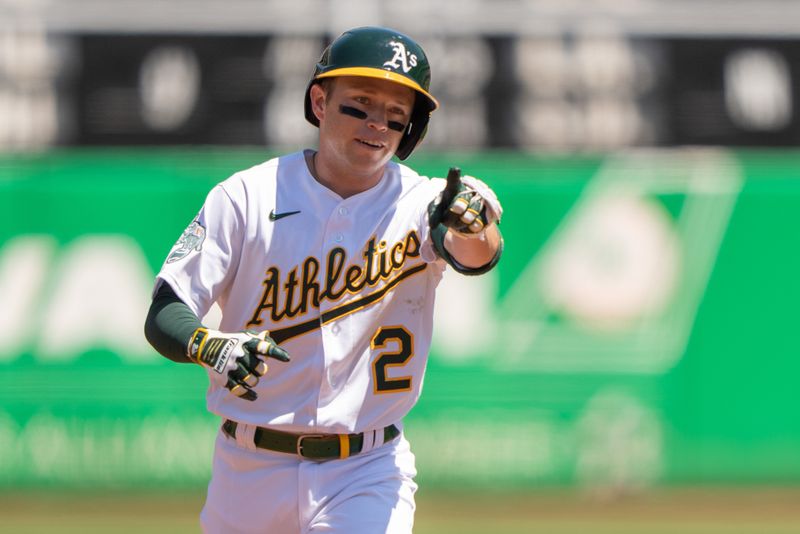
[316,67,439,111]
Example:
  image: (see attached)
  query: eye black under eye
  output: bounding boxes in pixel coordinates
[340,105,407,132]
[339,105,368,119]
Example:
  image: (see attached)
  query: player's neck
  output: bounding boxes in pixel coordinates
[306,150,384,199]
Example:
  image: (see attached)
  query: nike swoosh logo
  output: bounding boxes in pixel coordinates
[269,209,301,221]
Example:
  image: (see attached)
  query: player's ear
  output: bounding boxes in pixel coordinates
[309,83,328,123]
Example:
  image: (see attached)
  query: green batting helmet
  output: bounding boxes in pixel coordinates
[304,26,439,160]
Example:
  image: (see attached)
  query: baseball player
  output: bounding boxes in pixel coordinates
[144,26,503,533]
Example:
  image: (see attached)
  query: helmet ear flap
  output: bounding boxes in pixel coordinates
[304,79,322,128]
[395,100,432,161]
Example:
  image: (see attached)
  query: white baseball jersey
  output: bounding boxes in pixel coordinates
[156,150,447,434]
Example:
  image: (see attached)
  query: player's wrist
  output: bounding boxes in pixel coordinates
[187,327,211,365]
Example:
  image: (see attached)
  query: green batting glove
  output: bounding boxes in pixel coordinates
[429,168,503,237]
[187,328,290,401]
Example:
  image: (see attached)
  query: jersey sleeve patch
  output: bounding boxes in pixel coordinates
[166,220,206,263]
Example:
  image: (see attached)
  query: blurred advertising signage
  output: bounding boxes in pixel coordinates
[665,38,800,146]
[75,35,284,145]
[44,34,800,149]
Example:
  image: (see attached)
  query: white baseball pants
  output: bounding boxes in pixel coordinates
[200,426,418,533]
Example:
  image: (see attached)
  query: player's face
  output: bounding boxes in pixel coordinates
[313,76,415,180]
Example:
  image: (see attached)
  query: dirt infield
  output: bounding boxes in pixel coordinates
[1,487,798,534]
[414,487,800,534]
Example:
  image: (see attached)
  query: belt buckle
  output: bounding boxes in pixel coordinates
[296,434,324,458]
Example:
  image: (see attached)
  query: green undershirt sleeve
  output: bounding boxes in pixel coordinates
[144,282,204,363]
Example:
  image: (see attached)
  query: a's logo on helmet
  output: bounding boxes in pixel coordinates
[383,41,418,74]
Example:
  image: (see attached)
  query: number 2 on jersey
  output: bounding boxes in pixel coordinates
[371,326,414,393]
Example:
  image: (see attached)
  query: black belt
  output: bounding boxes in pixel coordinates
[221,419,400,461]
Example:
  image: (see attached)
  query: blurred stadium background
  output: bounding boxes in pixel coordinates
[1,0,799,532]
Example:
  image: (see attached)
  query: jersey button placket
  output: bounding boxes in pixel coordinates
[331,202,349,244]
[318,201,355,416]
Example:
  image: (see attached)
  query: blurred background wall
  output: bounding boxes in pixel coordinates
[1,0,799,496]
